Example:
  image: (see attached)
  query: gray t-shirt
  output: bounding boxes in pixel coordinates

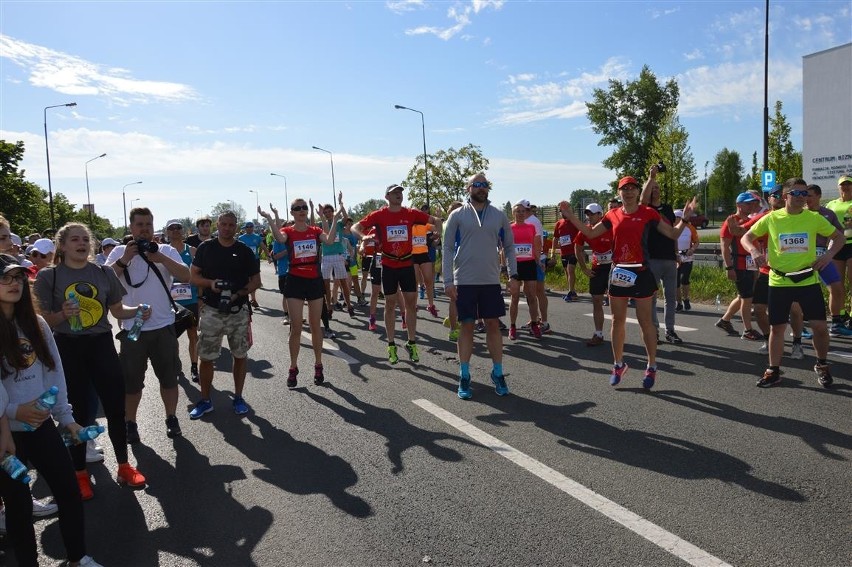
[34,262,126,336]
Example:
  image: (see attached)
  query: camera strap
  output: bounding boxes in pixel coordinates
[137,255,182,313]
[122,260,151,289]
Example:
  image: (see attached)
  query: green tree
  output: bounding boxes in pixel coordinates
[708,148,744,215]
[402,143,489,213]
[348,198,388,222]
[648,112,697,206]
[586,65,679,185]
[209,202,247,227]
[569,189,614,212]
[745,151,761,192]
[767,100,802,182]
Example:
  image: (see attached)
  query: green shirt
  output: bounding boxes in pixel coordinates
[823,198,852,243]
[749,208,836,287]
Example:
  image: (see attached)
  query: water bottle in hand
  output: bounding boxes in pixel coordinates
[22,386,59,432]
[67,292,83,332]
[62,425,105,446]
[127,304,148,341]
[1,454,32,484]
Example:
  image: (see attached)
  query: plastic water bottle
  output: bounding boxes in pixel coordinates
[127,304,148,341]
[1,454,32,484]
[67,292,83,332]
[22,386,59,432]
[62,425,105,446]
[715,294,721,311]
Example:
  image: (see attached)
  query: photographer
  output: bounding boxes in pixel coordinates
[107,207,190,443]
[188,211,260,420]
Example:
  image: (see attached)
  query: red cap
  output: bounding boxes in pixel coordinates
[618,176,640,190]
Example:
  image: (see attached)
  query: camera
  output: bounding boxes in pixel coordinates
[216,280,233,313]
[134,239,159,256]
[656,161,667,173]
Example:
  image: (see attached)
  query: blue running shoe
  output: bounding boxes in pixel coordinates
[232,396,249,415]
[491,371,509,396]
[458,376,472,400]
[189,399,213,420]
[830,323,852,337]
[643,367,657,390]
[798,328,813,339]
[610,363,628,386]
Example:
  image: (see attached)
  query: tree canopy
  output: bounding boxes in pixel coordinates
[648,112,698,207]
[402,143,489,214]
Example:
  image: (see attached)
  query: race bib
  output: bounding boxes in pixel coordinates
[593,251,613,265]
[412,236,427,247]
[558,235,572,247]
[610,266,638,288]
[375,254,382,267]
[745,255,758,271]
[387,225,408,242]
[779,232,808,254]
[293,239,318,260]
[515,243,533,260]
[170,282,192,301]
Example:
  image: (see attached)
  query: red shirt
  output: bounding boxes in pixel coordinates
[283,225,323,279]
[600,205,661,265]
[574,230,614,267]
[741,210,771,274]
[510,222,537,261]
[720,213,752,271]
[553,218,581,257]
[358,207,430,269]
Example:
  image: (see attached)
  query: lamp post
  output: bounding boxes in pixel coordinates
[270,173,289,220]
[44,102,77,230]
[249,189,260,223]
[84,153,107,225]
[130,198,141,218]
[311,146,336,208]
[122,181,143,235]
[394,104,430,209]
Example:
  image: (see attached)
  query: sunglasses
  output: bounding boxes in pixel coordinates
[470,181,490,188]
[0,272,26,285]
[787,189,809,197]
[291,205,309,212]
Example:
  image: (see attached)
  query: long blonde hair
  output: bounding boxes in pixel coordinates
[55,223,94,263]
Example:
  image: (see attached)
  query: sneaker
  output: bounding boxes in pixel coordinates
[125,421,140,445]
[250,299,260,308]
[602,297,609,307]
[562,294,571,302]
[491,371,509,396]
[189,399,214,420]
[77,556,104,567]
[287,367,299,389]
[323,328,337,339]
[531,321,543,339]
[190,363,199,383]
[741,329,763,341]
[85,440,104,463]
[474,322,486,333]
[334,301,344,311]
[388,344,399,365]
[540,322,552,334]
[830,323,852,337]
[368,315,377,331]
[508,325,517,340]
[419,286,426,300]
[31,497,58,517]
[427,304,439,318]
[586,334,604,346]
[165,414,182,438]
[116,463,146,488]
[801,328,813,339]
[567,290,578,301]
[282,313,290,325]
[448,329,460,342]
[233,396,250,415]
[610,363,628,386]
[457,376,472,400]
[715,319,737,334]
[443,316,452,328]
[314,364,325,385]
[683,299,691,311]
[675,302,683,312]
[665,330,683,344]
[642,367,657,390]
[405,342,420,363]
[520,321,532,330]
[756,368,782,388]
[790,343,805,360]
[76,471,94,501]
[357,297,369,306]
[758,341,768,354]
[814,363,833,388]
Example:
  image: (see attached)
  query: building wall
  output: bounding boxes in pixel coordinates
[803,43,852,197]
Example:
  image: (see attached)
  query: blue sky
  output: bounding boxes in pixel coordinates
[1,1,850,227]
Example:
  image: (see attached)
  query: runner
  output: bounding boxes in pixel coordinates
[552,202,581,302]
[573,203,613,346]
[508,201,541,340]
[673,209,699,312]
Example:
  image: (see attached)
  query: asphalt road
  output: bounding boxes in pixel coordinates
[26,262,852,566]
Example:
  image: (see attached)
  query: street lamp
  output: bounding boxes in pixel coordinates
[311,146,336,207]
[44,102,77,230]
[394,104,430,209]
[84,153,107,226]
[249,189,260,223]
[130,198,141,209]
[122,181,143,235]
[270,173,289,220]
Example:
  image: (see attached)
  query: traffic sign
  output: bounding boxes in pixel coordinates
[762,170,776,191]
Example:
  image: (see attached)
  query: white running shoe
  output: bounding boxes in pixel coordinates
[86,440,104,463]
[790,343,804,360]
[31,497,58,517]
[758,342,768,354]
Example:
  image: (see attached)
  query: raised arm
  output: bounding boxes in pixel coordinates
[557,201,609,239]
[656,196,698,240]
[258,205,287,243]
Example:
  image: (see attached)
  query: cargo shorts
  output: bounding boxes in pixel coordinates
[198,304,251,361]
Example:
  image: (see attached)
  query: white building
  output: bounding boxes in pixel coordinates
[802,43,852,195]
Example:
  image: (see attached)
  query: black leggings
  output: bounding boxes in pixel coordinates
[55,332,128,469]
[0,421,86,565]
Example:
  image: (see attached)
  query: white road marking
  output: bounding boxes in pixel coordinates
[583,313,697,333]
[413,399,732,567]
[301,332,360,365]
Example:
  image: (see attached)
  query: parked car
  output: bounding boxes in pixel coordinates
[688,212,709,229]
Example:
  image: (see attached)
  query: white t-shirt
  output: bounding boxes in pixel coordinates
[527,214,544,236]
[107,244,183,331]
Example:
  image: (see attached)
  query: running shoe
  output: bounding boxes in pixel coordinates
[117,463,147,488]
[790,343,805,360]
[741,329,763,341]
[190,363,199,383]
[368,315,377,331]
[756,369,781,388]
[388,344,399,364]
[610,363,628,386]
[76,471,94,501]
[31,498,58,518]
[457,376,472,400]
[567,291,578,301]
[233,396,250,415]
[442,316,451,328]
[531,321,543,339]
[758,341,768,354]
[540,322,552,334]
[665,330,683,344]
[314,364,325,385]
[830,323,852,337]
[419,285,426,299]
[448,329,460,342]
[86,440,104,463]
[520,321,533,330]
[586,334,604,346]
[405,342,420,363]
[683,299,691,311]
[165,414,182,438]
[814,363,833,388]
[675,302,683,312]
[715,319,737,334]
[323,328,337,339]
[509,325,517,340]
[792,328,813,339]
[474,322,486,333]
[287,367,299,389]
[562,294,571,302]
[78,556,103,567]
[642,367,657,390]
[427,304,439,318]
[603,297,609,307]
[189,399,214,420]
[491,371,509,396]
[250,299,260,308]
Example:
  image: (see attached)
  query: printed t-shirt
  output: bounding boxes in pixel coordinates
[599,205,661,265]
[411,224,433,255]
[510,222,537,261]
[720,213,753,271]
[358,207,430,269]
[238,232,263,259]
[284,225,323,279]
[553,218,581,257]
[574,230,614,267]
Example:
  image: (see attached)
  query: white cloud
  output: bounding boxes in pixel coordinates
[386,0,426,13]
[0,34,197,105]
[403,0,505,40]
[683,48,704,61]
